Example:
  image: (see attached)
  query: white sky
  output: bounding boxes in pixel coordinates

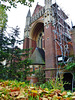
[6,0,75,48]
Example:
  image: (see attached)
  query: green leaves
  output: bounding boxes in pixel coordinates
[35,68,45,86]
[0,0,34,9]
[0,50,9,61]
[0,4,8,31]
[65,62,75,71]
[0,26,32,81]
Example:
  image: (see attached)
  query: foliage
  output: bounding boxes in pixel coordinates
[64,62,75,71]
[64,57,75,92]
[35,68,45,86]
[0,0,34,81]
[58,62,65,66]
[0,32,9,62]
[0,26,20,62]
[0,0,34,9]
[0,26,32,81]
[0,0,35,40]
[0,80,74,100]
[63,54,75,71]
[40,77,65,91]
[0,4,8,32]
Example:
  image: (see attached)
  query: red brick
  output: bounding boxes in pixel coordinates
[44,23,56,79]
[71,33,75,56]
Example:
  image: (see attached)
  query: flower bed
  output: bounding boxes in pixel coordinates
[0,80,75,100]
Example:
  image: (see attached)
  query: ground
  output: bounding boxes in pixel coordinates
[0,80,75,100]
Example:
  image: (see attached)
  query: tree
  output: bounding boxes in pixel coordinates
[7,26,32,81]
[0,4,8,62]
[0,33,9,62]
[0,0,34,9]
[0,31,10,79]
[0,26,32,81]
[0,0,35,33]
[0,4,8,32]
[0,0,34,81]
[7,46,32,81]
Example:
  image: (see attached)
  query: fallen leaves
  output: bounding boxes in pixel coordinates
[9,91,20,97]
[0,80,75,100]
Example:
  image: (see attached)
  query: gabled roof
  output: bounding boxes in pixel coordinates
[32,3,43,17]
[30,47,45,65]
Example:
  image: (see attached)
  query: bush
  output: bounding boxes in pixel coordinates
[35,68,45,86]
[40,77,64,91]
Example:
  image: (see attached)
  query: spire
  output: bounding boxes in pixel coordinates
[25,9,31,27]
[37,2,39,5]
[27,9,31,17]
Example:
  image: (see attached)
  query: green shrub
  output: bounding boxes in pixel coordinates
[35,68,45,86]
[40,77,64,91]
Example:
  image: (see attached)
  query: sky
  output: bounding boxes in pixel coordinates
[6,0,75,48]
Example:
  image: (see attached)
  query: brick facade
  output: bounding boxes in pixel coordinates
[23,2,74,82]
[44,23,56,79]
[32,40,36,53]
[44,24,55,68]
[71,27,75,56]
[23,38,29,49]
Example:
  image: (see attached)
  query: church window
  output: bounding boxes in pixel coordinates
[37,33,43,48]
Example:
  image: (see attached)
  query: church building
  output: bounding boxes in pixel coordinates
[23,0,75,91]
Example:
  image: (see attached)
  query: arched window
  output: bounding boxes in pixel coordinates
[37,33,43,48]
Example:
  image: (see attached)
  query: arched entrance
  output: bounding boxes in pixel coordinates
[29,21,44,51]
[63,73,73,90]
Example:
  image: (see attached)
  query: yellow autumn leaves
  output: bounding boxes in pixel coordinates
[0,80,75,100]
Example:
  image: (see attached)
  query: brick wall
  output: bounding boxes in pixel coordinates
[32,4,43,17]
[44,23,56,79]
[68,42,74,56]
[32,40,36,53]
[23,38,29,49]
[71,28,75,56]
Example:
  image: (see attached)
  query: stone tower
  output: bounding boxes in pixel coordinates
[44,0,56,80]
[23,9,31,49]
